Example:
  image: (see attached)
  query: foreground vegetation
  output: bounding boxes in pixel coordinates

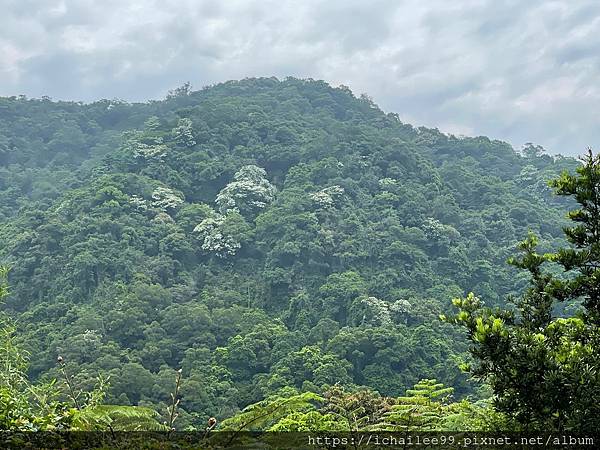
[0,78,597,434]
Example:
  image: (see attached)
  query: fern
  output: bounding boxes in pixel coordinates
[219,392,323,431]
[377,379,454,431]
[73,405,167,431]
[323,386,390,431]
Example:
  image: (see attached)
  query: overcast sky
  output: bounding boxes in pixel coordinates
[1,0,599,155]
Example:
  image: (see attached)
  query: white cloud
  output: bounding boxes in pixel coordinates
[1,0,599,155]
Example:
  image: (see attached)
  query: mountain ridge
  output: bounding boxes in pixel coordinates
[0,77,580,427]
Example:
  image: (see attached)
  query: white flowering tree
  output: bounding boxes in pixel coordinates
[123,131,168,160]
[349,295,411,326]
[215,165,276,217]
[128,194,148,211]
[310,185,345,209]
[151,187,184,212]
[122,116,169,161]
[171,118,196,147]
[193,211,250,258]
[422,217,460,252]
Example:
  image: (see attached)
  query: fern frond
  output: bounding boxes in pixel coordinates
[73,405,167,431]
[219,392,323,431]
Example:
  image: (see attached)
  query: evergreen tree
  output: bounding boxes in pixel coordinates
[445,150,600,431]
[548,149,600,323]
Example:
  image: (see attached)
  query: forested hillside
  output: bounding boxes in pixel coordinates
[0,78,580,429]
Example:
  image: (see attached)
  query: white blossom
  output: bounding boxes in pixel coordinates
[215,165,276,216]
[310,185,345,208]
[123,130,169,160]
[361,296,393,326]
[83,329,102,341]
[360,297,411,326]
[389,299,411,315]
[78,329,101,349]
[151,186,184,212]
[129,194,148,211]
[422,217,460,245]
[193,215,241,257]
[172,118,196,147]
[517,165,538,184]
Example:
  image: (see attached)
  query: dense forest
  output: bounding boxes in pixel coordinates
[0,77,597,436]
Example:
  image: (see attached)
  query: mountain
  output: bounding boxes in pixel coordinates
[0,77,579,427]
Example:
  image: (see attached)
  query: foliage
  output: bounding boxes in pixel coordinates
[219,391,323,431]
[151,186,185,212]
[378,379,454,431]
[215,165,276,217]
[445,150,600,431]
[0,269,74,430]
[72,405,165,431]
[548,149,600,322]
[321,385,392,431]
[0,77,581,430]
[193,211,250,257]
[172,118,196,148]
[222,381,506,432]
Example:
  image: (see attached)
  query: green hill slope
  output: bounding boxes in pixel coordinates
[0,77,579,427]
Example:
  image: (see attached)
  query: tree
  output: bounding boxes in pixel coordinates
[215,165,276,217]
[172,118,196,147]
[151,186,185,212]
[378,379,453,431]
[194,210,251,258]
[123,117,170,161]
[548,149,600,322]
[166,82,192,99]
[319,271,367,322]
[0,78,586,431]
[321,385,392,431]
[0,267,76,430]
[0,266,169,432]
[266,346,352,391]
[445,150,600,431]
[521,143,546,159]
[219,391,322,431]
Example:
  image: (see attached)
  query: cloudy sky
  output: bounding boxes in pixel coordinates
[1,0,599,155]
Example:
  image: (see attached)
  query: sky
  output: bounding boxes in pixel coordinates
[1,0,599,155]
